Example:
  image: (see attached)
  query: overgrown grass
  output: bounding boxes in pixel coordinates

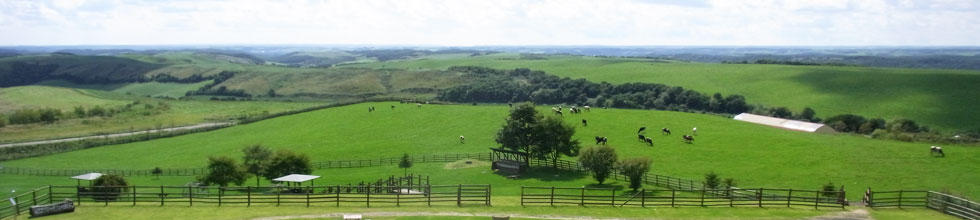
[347,53,980,132]
[2,102,978,202]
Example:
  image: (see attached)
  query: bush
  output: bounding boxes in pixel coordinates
[92,174,128,201]
[821,182,839,198]
[704,171,720,189]
[579,146,617,184]
[617,157,652,192]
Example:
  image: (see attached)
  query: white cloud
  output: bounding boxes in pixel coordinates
[0,0,977,46]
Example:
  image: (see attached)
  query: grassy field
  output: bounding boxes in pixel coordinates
[37,80,212,98]
[347,53,980,132]
[0,85,320,143]
[3,102,978,202]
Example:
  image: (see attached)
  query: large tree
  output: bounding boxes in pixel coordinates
[242,145,273,186]
[579,146,617,184]
[495,102,541,162]
[262,150,313,182]
[201,156,248,187]
[398,153,413,176]
[531,116,581,168]
[617,157,652,192]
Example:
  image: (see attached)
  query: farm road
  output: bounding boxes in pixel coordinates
[0,122,232,148]
[251,209,873,220]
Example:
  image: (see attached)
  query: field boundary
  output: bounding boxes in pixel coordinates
[0,184,491,219]
[520,186,845,209]
[864,188,980,219]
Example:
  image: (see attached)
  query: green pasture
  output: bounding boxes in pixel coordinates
[37,80,212,98]
[0,85,319,143]
[2,102,978,202]
[348,53,980,132]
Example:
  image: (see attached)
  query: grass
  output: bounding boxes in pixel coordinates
[37,80,213,98]
[347,53,980,132]
[2,102,978,202]
[0,85,320,143]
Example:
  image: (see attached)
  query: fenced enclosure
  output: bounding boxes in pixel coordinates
[0,186,52,219]
[866,188,980,220]
[520,186,846,209]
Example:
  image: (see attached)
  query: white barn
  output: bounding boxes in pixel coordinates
[733,113,837,134]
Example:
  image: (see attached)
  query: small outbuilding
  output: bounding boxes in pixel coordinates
[70,173,103,186]
[733,113,837,134]
[273,174,320,187]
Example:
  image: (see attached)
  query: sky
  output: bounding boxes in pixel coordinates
[1,0,979,46]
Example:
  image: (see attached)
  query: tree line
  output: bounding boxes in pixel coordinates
[0,101,170,127]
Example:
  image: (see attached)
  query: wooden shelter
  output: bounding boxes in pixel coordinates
[490,148,529,174]
[70,173,102,186]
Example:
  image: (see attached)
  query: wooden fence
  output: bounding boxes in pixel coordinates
[531,158,702,190]
[0,186,52,219]
[866,188,980,220]
[521,186,845,209]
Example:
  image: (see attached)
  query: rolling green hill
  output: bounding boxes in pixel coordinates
[347,53,980,132]
[4,102,978,201]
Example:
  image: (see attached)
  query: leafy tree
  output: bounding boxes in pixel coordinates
[38,108,62,123]
[768,107,793,118]
[151,167,163,180]
[704,171,720,189]
[617,157,652,192]
[263,150,313,182]
[88,105,106,117]
[92,174,128,201]
[495,102,540,161]
[398,153,413,176]
[859,118,886,134]
[824,114,867,132]
[798,107,816,122]
[721,178,736,189]
[201,156,247,187]
[579,146,617,184]
[267,89,277,97]
[73,106,87,118]
[530,116,581,168]
[888,118,921,133]
[723,95,750,114]
[242,145,273,186]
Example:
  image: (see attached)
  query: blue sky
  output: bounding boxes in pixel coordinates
[1,0,978,46]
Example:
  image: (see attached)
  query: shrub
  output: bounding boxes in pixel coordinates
[617,157,652,192]
[821,182,838,198]
[579,146,617,184]
[704,171,720,189]
[92,174,128,201]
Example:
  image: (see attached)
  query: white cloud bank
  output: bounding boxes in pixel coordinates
[0,0,978,46]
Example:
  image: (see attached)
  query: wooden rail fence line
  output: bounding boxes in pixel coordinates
[865,188,980,220]
[520,186,845,209]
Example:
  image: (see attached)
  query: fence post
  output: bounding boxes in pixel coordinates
[76,186,81,206]
[160,186,165,206]
[104,186,109,206]
[188,185,192,206]
[306,186,310,207]
[32,190,37,206]
[671,189,676,207]
[580,187,585,206]
[787,189,793,207]
[641,189,646,208]
[132,186,137,206]
[218,187,222,206]
[247,186,251,207]
[757,188,763,208]
[487,185,492,206]
[396,187,401,207]
[898,190,905,208]
[700,187,705,207]
[48,186,53,204]
[457,184,462,207]
[427,185,432,207]
[13,196,18,216]
[611,188,616,207]
[520,186,524,206]
[815,190,820,209]
[550,186,555,206]
[335,186,340,207]
[729,188,734,207]
[366,184,371,208]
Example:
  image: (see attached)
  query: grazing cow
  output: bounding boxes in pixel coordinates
[692,127,698,136]
[584,106,590,112]
[638,134,646,142]
[368,107,375,112]
[930,146,945,157]
[582,119,588,127]
[417,103,422,108]
[554,109,563,116]
[683,135,694,143]
[595,136,608,145]
[638,127,647,134]
[391,105,396,110]
[644,137,653,146]
[662,128,671,135]
[508,103,513,108]
[459,136,465,144]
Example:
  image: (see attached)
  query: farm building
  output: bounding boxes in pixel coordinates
[733,113,837,134]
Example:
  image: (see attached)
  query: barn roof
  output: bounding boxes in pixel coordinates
[71,173,103,180]
[273,174,320,183]
[733,113,836,133]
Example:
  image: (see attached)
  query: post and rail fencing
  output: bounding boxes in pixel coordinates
[0,186,53,219]
[520,186,846,209]
[865,188,980,220]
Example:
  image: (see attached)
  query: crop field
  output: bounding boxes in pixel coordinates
[3,102,978,203]
[347,53,980,132]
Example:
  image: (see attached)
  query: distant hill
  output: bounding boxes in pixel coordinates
[0,54,164,87]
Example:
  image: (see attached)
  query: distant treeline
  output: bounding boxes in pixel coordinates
[184,71,251,97]
[438,66,751,114]
[721,59,854,66]
[670,54,980,71]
